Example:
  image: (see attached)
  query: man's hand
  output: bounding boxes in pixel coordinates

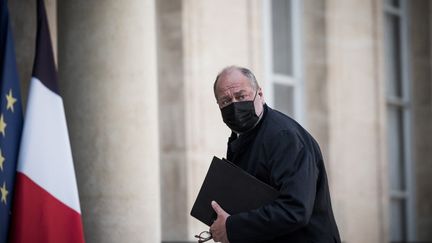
[210,201,230,243]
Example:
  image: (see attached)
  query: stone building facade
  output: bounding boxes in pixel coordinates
[8,0,432,242]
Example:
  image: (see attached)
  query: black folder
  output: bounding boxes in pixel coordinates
[190,156,279,226]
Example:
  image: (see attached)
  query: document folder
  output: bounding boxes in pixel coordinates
[190,156,279,226]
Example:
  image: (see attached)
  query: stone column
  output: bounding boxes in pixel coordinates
[326,1,386,242]
[181,0,264,239]
[303,0,330,173]
[410,1,432,240]
[156,0,189,240]
[9,0,56,105]
[58,1,161,242]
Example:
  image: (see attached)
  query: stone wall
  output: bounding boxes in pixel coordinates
[410,0,432,240]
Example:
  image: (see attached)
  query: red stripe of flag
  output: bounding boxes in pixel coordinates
[9,173,84,243]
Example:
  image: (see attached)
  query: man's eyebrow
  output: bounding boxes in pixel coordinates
[218,95,230,102]
[233,90,247,96]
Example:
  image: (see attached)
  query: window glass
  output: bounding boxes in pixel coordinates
[386,0,400,8]
[271,0,293,76]
[274,83,294,117]
[390,199,406,241]
[385,14,403,98]
[387,105,405,191]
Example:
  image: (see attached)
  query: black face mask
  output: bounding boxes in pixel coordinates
[221,91,259,133]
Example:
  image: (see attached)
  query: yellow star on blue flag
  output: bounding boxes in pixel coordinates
[0,1,24,242]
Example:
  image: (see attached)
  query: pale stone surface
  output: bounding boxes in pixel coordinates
[58,0,161,242]
[326,1,385,242]
[156,0,189,240]
[173,0,264,240]
[303,0,330,175]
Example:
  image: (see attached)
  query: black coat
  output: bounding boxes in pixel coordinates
[225,105,341,243]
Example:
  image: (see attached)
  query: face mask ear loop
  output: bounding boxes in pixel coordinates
[252,89,258,101]
[253,89,264,118]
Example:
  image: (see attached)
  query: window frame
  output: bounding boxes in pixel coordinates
[263,0,304,123]
[383,0,416,240]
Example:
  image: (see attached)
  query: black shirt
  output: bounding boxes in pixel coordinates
[225,105,341,243]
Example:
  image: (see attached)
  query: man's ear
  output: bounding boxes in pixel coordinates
[258,87,264,102]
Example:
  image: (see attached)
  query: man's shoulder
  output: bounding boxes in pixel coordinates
[261,106,316,146]
[264,106,302,133]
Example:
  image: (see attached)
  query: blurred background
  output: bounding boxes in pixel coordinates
[8,0,432,242]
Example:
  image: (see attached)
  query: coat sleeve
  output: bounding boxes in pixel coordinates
[226,130,319,242]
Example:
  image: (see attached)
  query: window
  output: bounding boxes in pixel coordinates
[264,0,303,122]
[383,0,415,241]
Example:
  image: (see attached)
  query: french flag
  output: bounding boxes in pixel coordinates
[9,0,85,242]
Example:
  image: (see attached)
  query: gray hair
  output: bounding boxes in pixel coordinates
[213,66,259,98]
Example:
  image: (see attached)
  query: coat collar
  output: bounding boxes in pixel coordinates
[227,104,269,160]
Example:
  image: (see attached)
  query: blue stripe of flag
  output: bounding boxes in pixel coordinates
[0,1,23,242]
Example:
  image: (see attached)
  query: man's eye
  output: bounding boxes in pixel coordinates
[238,95,245,100]
[221,100,230,105]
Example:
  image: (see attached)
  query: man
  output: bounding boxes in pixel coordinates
[209,66,341,243]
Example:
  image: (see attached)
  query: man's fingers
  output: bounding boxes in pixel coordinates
[211,200,223,215]
[210,201,229,243]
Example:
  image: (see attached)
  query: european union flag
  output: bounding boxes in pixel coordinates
[0,1,23,242]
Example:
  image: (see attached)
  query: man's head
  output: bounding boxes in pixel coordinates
[213,66,265,133]
[213,66,259,98]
